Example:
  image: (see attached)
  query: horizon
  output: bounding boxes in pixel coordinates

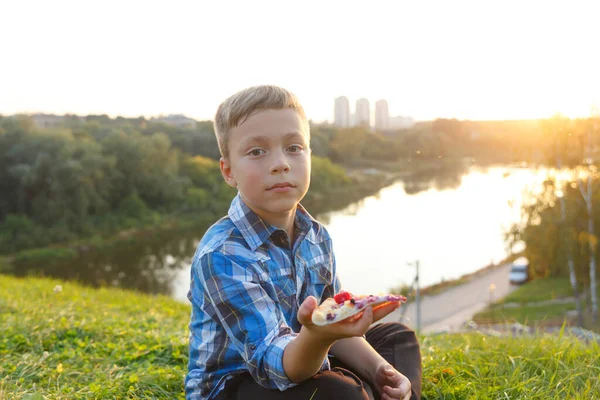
[6,111,585,125]
[1,0,599,123]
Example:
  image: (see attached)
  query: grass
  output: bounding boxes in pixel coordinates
[499,277,577,305]
[420,333,600,399]
[0,275,188,399]
[473,277,600,332]
[2,275,600,399]
[473,302,578,325]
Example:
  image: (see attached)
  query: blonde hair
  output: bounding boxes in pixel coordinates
[213,85,310,158]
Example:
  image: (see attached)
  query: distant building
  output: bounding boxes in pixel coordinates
[333,96,414,130]
[375,100,389,131]
[151,114,197,129]
[355,98,370,127]
[389,115,415,129]
[334,96,351,128]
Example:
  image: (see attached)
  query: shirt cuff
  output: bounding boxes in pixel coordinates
[260,333,299,391]
[253,332,331,391]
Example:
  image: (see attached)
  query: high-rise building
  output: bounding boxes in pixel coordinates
[375,100,389,130]
[334,96,351,128]
[355,98,370,127]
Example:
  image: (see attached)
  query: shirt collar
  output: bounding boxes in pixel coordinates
[228,193,322,250]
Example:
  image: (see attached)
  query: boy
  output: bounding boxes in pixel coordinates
[186,85,422,400]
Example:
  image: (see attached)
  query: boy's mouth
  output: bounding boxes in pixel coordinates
[267,182,295,191]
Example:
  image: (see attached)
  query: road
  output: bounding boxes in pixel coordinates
[379,263,516,333]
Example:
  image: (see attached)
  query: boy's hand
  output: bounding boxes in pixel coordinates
[372,363,412,400]
[297,296,400,341]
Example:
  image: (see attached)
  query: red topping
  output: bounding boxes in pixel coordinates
[334,291,352,304]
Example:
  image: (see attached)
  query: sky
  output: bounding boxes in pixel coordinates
[1,0,599,123]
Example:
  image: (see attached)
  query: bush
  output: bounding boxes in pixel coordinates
[185,187,210,211]
[310,155,351,192]
[118,192,150,220]
[0,256,12,273]
[0,215,39,253]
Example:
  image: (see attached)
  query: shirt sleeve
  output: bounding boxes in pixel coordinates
[193,251,299,391]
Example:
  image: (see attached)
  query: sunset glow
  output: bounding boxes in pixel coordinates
[1,0,599,122]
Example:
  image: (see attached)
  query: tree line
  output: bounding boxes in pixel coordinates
[0,116,355,254]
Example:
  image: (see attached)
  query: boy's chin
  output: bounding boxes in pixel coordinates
[267,198,302,213]
[260,194,305,212]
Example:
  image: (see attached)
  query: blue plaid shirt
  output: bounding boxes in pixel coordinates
[185,194,341,399]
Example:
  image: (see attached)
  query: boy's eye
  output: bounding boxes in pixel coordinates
[247,149,265,157]
[287,145,303,153]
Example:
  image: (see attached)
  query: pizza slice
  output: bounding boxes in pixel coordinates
[311,290,407,326]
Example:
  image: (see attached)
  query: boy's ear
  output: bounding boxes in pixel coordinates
[220,157,237,188]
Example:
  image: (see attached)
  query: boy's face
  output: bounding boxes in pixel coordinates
[220,108,311,220]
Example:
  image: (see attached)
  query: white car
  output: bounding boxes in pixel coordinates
[509,257,529,285]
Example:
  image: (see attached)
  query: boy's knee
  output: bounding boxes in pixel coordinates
[390,322,414,335]
[396,323,418,340]
[311,370,370,400]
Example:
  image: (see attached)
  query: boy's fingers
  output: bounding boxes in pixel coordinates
[383,376,412,400]
[297,296,318,325]
[345,308,368,323]
[371,301,401,322]
[383,385,409,400]
[347,302,399,324]
[350,306,373,333]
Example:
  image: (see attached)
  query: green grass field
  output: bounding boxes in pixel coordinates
[2,275,599,399]
[474,302,579,325]
[498,277,577,305]
[0,275,188,399]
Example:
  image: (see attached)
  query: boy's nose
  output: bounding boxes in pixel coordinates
[270,155,290,174]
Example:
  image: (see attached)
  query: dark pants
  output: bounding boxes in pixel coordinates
[219,323,422,400]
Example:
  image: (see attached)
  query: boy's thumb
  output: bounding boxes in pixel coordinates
[297,296,318,325]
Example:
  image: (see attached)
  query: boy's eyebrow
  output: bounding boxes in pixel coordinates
[241,132,305,145]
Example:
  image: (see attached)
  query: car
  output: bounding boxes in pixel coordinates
[509,257,529,285]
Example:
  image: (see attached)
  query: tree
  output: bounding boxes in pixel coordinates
[579,108,600,322]
[507,114,600,325]
[546,115,583,325]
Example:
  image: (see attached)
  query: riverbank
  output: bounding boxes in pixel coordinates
[2,274,598,399]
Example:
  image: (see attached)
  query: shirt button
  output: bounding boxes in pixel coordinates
[249,344,256,351]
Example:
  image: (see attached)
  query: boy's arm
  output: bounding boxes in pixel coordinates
[329,337,387,382]
[281,323,333,382]
[282,297,374,382]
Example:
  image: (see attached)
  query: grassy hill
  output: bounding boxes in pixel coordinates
[1,275,599,399]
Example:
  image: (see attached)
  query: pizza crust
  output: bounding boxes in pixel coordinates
[311,294,406,326]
